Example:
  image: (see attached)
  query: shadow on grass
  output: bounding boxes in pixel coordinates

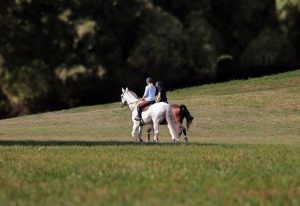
[0,140,217,147]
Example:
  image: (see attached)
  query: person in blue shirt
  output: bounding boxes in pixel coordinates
[135,77,156,121]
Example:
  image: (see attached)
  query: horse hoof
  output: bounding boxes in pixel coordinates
[138,138,143,143]
[173,139,179,144]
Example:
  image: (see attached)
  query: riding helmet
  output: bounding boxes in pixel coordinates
[155,81,162,88]
[146,77,153,83]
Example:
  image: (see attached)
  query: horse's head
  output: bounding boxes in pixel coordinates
[120,87,139,108]
[120,87,128,108]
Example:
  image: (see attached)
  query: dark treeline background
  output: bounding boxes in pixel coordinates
[0,0,299,118]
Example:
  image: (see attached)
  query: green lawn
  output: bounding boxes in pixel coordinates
[0,70,300,205]
[0,144,299,206]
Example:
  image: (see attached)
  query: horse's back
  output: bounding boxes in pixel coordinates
[149,102,169,111]
[146,102,169,118]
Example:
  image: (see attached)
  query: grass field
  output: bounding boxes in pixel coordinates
[0,70,300,205]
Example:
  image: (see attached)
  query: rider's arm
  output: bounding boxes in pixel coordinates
[142,86,149,100]
[156,92,161,102]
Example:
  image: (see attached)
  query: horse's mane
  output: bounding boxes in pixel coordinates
[128,91,138,99]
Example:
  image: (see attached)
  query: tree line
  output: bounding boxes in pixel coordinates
[0,0,299,118]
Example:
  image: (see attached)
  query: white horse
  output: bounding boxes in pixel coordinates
[120,87,179,142]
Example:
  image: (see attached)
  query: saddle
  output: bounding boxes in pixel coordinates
[141,101,156,112]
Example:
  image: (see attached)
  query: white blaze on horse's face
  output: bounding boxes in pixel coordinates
[120,88,126,108]
[120,87,129,108]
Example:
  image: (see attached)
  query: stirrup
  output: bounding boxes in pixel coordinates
[135,116,142,121]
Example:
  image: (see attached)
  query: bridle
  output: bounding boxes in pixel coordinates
[121,91,140,106]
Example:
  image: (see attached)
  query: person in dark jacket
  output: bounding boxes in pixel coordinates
[155,81,168,103]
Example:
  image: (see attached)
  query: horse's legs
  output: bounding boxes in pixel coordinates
[173,123,188,143]
[182,127,188,143]
[179,126,187,138]
[147,125,153,143]
[153,122,159,143]
[138,125,143,142]
[173,124,184,143]
[131,121,139,141]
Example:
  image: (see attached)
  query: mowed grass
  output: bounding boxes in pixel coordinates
[1,144,300,206]
[0,70,300,205]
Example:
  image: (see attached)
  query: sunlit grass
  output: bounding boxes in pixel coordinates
[1,70,299,143]
[0,70,300,205]
[0,144,299,205]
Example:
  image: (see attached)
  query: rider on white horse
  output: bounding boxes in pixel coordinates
[135,77,156,122]
[120,87,180,142]
[155,81,168,103]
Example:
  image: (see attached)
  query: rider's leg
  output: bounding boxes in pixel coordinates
[138,106,142,118]
[135,101,149,121]
[135,101,144,120]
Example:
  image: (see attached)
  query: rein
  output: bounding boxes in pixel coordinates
[122,91,140,105]
[127,100,140,105]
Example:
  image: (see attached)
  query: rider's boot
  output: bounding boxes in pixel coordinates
[134,115,142,121]
[135,107,142,121]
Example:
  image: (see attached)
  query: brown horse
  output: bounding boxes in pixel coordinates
[147,104,194,142]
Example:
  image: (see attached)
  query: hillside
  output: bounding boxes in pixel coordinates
[0,70,299,144]
[1,70,300,206]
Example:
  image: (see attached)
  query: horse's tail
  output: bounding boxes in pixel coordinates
[166,105,179,140]
[180,105,194,130]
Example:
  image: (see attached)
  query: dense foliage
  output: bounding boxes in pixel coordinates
[0,0,299,118]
